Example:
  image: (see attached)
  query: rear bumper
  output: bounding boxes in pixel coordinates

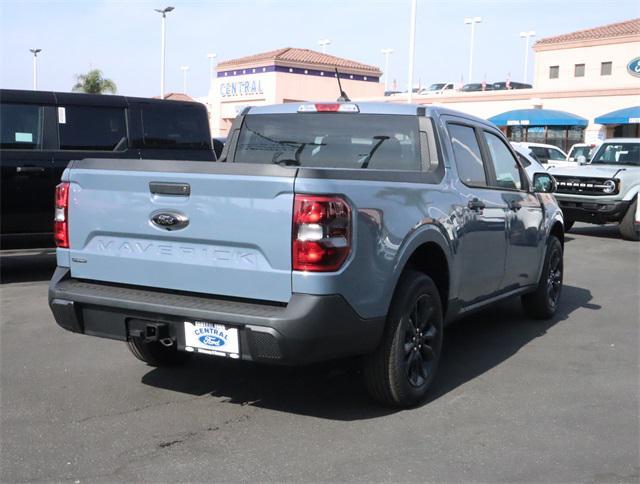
[556,198,630,224]
[48,267,384,365]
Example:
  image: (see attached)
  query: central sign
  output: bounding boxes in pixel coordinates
[627,57,640,78]
[219,79,264,98]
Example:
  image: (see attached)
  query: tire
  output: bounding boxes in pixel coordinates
[127,337,191,367]
[363,271,443,408]
[619,198,640,241]
[564,219,574,233]
[522,235,563,320]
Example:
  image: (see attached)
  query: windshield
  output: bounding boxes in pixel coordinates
[569,146,592,159]
[591,142,640,166]
[234,113,422,170]
[426,84,445,91]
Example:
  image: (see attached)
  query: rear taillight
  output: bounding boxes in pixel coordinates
[292,195,351,272]
[54,182,69,248]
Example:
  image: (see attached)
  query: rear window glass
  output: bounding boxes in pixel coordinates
[0,103,44,150]
[140,104,211,150]
[58,106,126,150]
[234,114,421,171]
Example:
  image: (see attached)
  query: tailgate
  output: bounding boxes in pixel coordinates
[66,159,295,303]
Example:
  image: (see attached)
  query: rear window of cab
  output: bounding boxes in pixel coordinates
[234,113,422,171]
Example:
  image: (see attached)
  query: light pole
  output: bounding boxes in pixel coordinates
[154,6,174,99]
[407,0,417,103]
[381,48,394,92]
[464,16,482,83]
[520,30,536,83]
[207,53,217,89]
[318,39,331,54]
[180,65,189,94]
[29,48,41,90]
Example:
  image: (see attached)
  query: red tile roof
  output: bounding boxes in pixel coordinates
[536,18,640,46]
[218,47,381,74]
[152,92,196,102]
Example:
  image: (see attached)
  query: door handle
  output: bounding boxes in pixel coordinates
[467,198,486,211]
[16,166,46,174]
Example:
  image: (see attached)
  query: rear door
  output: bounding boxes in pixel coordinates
[67,160,295,303]
[0,101,55,240]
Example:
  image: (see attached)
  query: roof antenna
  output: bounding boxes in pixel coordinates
[334,68,351,102]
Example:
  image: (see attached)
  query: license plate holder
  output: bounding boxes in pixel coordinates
[183,321,240,358]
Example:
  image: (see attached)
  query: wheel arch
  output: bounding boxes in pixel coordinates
[387,224,453,319]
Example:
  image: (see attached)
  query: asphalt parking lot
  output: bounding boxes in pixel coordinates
[1,224,638,483]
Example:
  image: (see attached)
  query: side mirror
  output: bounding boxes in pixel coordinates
[532,172,556,193]
[577,155,588,165]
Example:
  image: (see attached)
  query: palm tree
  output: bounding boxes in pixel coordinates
[72,69,117,94]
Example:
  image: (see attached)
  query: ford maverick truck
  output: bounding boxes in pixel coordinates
[549,138,639,241]
[49,103,564,407]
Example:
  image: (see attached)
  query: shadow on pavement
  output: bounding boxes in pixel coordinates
[565,224,622,241]
[141,284,598,420]
[0,251,56,284]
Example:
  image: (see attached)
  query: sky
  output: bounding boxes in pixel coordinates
[1,0,639,98]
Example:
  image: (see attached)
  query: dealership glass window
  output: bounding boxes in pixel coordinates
[58,106,126,150]
[526,126,546,144]
[483,131,522,190]
[448,124,487,186]
[140,104,211,150]
[574,64,585,77]
[601,61,612,75]
[549,66,559,79]
[509,126,524,142]
[567,126,585,150]
[0,103,44,150]
[546,127,565,150]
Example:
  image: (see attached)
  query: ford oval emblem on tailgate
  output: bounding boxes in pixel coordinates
[150,210,189,231]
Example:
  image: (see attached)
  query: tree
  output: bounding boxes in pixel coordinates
[72,69,117,94]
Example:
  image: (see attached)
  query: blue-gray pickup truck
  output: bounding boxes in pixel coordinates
[49,102,564,407]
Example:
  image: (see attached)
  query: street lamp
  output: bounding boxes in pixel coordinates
[381,48,394,92]
[154,6,174,99]
[520,30,536,84]
[407,0,417,103]
[207,53,217,89]
[318,39,331,54]
[180,65,190,94]
[464,16,482,83]
[29,48,42,90]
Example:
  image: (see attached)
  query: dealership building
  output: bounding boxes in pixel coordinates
[205,18,639,150]
[382,17,640,151]
[207,48,383,136]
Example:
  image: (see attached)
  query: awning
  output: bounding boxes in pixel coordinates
[488,109,588,127]
[594,106,640,125]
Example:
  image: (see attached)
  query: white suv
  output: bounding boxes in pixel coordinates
[549,138,640,241]
[512,142,572,169]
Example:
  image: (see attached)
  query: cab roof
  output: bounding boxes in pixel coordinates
[246,101,494,127]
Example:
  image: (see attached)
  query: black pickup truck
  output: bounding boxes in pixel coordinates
[0,89,214,249]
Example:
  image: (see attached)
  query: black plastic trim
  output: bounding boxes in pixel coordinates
[48,269,385,365]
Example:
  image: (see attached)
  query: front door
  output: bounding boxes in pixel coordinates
[446,122,508,305]
[480,130,545,289]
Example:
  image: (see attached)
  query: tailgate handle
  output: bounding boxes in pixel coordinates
[149,182,190,196]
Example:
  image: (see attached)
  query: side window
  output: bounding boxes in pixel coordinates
[0,103,44,150]
[58,106,126,150]
[448,124,487,187]
[530,146,548,163]
[547,147,566,160]
[483,131,523,191]
[139,104,211,150]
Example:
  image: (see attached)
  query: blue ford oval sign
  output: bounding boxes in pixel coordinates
[627,57,640,78]
[199,335,225,347]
